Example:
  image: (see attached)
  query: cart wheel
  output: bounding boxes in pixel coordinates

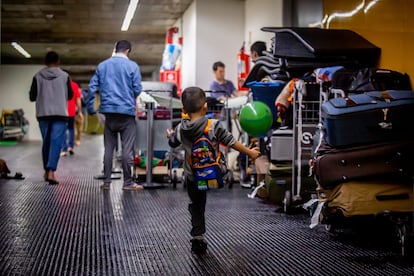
[283,190,291,214]
[396,223,407,257]
[227,171,234,189]
[182,175,186,188]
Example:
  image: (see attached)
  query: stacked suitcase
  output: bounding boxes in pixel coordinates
[314,90,414,223]
[309,85,414,256]
[246,26,413,255]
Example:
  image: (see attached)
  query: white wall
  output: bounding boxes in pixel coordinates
[0,65,43,141]
[180,2,197,90]
[179,0,245,90]
[195,0,245,90]
[245,0,284,51]
[179,0,284,91]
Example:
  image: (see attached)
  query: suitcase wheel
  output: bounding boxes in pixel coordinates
[396,222,408,257]
[325,224,336,233]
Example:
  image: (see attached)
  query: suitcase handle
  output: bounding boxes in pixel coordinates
[367,91,393,102]
[376,193,409,201]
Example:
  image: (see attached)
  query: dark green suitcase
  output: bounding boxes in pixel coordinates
[265,164,292,205]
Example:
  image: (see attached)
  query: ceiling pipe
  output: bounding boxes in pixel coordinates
[166,27,179,44]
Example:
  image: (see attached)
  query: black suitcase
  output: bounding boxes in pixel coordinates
[261,27,381,68]
[331,68,411,94]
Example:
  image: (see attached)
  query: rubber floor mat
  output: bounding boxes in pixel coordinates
[0,135,413,275]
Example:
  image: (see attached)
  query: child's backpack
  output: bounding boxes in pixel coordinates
[189,119,224,190]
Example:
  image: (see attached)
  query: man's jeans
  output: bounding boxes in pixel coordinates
[39,120,67,171]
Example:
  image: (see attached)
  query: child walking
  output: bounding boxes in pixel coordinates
[166,86,260,254]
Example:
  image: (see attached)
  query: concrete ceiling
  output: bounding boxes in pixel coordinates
[1,0,193,84]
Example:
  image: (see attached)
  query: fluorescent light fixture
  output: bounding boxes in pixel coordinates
[326,0,365,28]
[121,0,139,31]
[11,42,31,58]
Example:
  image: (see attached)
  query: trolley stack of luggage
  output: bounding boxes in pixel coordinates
[245,27,383,211]
[310,68,414,256]
[244,27,414,255]
[267,78,320,213]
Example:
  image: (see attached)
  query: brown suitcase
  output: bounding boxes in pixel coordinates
[314,140,414,188]
[325,179,413,217]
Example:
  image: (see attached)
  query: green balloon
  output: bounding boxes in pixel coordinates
[239,101,273,137]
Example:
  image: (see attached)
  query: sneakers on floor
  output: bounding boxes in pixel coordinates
[191,238,207,254]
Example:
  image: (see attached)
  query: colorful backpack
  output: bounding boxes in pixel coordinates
[189,119,224,190]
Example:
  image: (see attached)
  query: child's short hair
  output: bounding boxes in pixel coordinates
[181,87,206,113]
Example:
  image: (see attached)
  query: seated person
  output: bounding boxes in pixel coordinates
[209,61,241,101]
[250,41,267,61]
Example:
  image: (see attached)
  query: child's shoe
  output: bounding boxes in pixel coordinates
[191,238,207,254]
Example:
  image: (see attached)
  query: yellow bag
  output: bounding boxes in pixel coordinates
[327,179,413,217]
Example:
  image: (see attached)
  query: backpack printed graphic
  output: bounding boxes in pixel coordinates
[190,119,223,190]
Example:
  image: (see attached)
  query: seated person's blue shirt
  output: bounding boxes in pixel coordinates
[209,80,236,99]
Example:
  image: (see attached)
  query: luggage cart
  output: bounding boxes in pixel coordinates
[283,79,319,213]
[0,109,29,141]
[134,81,182,188]
[309,74,414,257]
[242,81,285,192]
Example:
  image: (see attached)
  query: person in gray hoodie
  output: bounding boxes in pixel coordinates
[167,86,260,254]
[29,51,73,184]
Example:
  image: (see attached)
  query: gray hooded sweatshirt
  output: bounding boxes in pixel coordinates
[29,67,73,120]
[168,116,236,181]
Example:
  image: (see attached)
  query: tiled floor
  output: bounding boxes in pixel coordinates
[0,134,413,275]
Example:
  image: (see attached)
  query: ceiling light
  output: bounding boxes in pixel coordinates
[11,42,31,58]
[121,0,139,31]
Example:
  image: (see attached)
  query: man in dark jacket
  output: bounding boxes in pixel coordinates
[29,51,73,184]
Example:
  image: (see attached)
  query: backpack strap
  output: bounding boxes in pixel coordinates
[204,119,212,135]
[205,119,221,162]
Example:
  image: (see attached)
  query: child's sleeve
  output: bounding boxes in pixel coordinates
[213,120,236,147]
[168,123,182,148]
